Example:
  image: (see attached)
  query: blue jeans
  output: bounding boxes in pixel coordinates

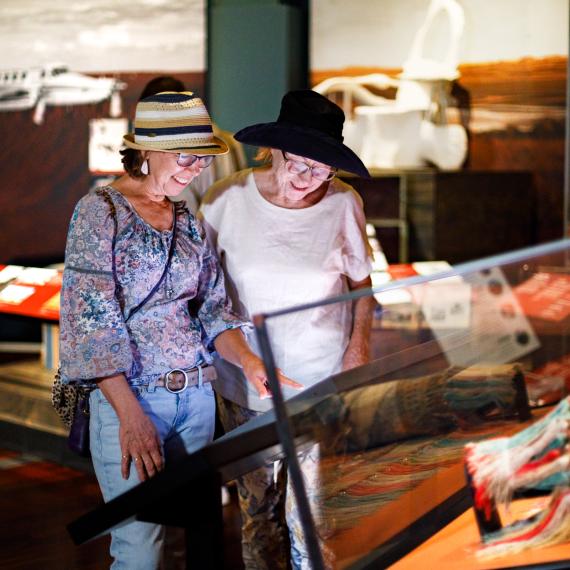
[90,382,216,569]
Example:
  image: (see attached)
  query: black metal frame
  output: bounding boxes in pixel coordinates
[67,340,548,568]
[253,314,326,569]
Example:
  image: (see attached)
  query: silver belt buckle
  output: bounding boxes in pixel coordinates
[165,368,189,393]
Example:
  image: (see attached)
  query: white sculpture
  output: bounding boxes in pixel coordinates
[0,63,126,125]
[313,0,468,170]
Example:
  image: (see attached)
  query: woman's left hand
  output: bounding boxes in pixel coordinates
[214,328,303,398]
[241,352,303,398]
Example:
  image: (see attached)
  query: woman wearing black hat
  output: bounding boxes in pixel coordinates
[199,90,374,569]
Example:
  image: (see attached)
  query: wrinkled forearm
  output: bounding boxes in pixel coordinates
[214,328,259,370]
[96,373,144,420]
[343,277,375,369]
[346,296,374,354]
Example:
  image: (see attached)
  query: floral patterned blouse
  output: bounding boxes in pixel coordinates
[59,186,248,386]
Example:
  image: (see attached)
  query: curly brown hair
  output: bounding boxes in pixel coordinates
[120,148,147,179]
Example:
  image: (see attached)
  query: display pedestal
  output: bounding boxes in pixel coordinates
[0,359,64,435]
[390,497,570,570]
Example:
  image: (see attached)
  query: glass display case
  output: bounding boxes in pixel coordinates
[253,238,570,569]
[69,239,570,570]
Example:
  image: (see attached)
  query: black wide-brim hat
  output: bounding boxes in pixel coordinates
[234,90,370,178]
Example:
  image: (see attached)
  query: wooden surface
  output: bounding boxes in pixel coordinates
[407,170,535,263]
[0,450,112,569]
[311,58,567,109]
[389,497,570,570]
[323,409,551,569]
[345,170,535,264]
[0,71,204,266]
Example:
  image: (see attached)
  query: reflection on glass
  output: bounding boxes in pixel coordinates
[255,240,570,568]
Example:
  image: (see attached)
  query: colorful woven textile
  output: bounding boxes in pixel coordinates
[465,397,570,559]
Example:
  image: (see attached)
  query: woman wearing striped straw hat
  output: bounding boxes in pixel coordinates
[59,91,301,568]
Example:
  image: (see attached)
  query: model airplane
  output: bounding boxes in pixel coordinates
[0,63,126,124]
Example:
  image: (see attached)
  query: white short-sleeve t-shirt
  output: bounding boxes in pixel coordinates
[199,169,372,411]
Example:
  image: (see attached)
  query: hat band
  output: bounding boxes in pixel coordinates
[135,125,213,136]
[136,140,222,151]
[136,107,210,120]
[142,92,196,104]
[134,123,220,149]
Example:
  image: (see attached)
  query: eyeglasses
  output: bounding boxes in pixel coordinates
[281,151,336,181]
[176,153,215,168]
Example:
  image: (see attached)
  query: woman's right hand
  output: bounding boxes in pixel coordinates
[118,403,163,481]
[97,374,164,481]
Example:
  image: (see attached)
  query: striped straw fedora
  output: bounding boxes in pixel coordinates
[123,91,228,155]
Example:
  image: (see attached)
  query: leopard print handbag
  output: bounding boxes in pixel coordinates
[51,370,92,457]
[51,369,85,429]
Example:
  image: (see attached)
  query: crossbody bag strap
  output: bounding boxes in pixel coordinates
[95,187,118,282]
[96,187,177,324]
[125,203,177,322]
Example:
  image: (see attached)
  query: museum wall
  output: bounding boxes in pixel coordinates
[0,71,205,266]
[0,0,567,265]
[311,0,568,244]
[0,0,207,265]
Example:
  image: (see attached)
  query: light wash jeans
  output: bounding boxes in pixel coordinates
[89,382,216,569]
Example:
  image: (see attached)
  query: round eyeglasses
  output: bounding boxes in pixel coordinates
[177,153,215,168]
[281,151,336,181]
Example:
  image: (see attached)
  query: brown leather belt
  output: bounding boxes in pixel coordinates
[154,366,217,393]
